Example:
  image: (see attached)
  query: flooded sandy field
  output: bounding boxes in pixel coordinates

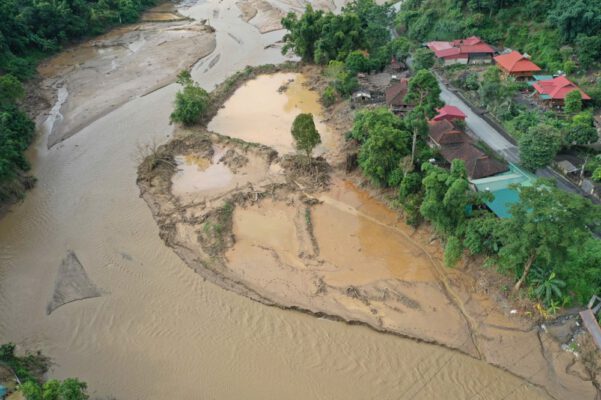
[0,0,595,399]
[209,73,335,154]
[140,65,597,398]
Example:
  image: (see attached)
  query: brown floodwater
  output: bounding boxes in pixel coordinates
[172,149,233,195]
[0,0,561,399]
[208,73,335,155]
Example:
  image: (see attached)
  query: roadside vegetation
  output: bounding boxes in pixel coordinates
[280,0,601,313]
[396,0,601,175]
[1,343,89,400]
[0,0,158,206]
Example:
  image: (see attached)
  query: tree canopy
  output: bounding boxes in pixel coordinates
[282,0,394,69]
[518,124,561,170]
[496,180,601,291]
[170,72,210,126]
[404,70,443,119]
[291,113,321,157]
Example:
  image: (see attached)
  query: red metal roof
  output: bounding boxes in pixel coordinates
[533,76,591,100]
[451,36,483,46]
[494,51,541,73]
[427,37,494,60]
[459,44,495,54]
[427,41,453,52]
[433,105,467,121]
[434,47,462,58]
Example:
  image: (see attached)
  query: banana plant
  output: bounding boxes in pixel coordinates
[530,268,567,307]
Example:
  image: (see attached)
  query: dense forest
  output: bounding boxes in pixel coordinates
[0,0,157,203]
[396,0,601,73]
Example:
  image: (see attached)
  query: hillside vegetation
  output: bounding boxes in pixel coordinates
[396,0,601,76]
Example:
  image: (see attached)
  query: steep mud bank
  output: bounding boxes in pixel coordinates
[37,9,216,147]
[138,68,597,399]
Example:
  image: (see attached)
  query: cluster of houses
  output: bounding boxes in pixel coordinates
[426,36,591,108]
[428,106,508,179]
[382,65,509,181]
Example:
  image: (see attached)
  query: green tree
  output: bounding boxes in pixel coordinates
[321,86,336,107]
[291,113,321,157]
[0,74,25,107]
[564,89,583,113]
[281,5,325,62]
[333,71,358,96]
[575,34,601,70]
[387,37,412,62]
[411,48,435,71]
[170,76,210,126]
[420,160,475,236]
[350,107,404,143]
[497,180,600,291]
[564,120,598,146]
[593,167,601,182]
[518,124,561,170]
[444,236,463,267]
[345,50,370,74]
[57,378,88,400]
[463,213,501,256]
[404,108,429,166]
[358,125,411,186]
[404,69,443,118]
[548,0,601,42]
[21,381,42,400]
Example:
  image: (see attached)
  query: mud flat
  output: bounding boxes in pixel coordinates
[138,68,599,400]
[236,0,285,33]
[37,14,216,147]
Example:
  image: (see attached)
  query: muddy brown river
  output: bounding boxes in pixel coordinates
[0,1,572,399]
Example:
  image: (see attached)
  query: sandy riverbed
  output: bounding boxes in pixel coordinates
[37,4,216,147]
[138,69,599,400]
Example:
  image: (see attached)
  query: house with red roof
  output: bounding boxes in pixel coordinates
[426,36,495,66]
[494,50,541,79]
[532,76,591,107]
[432,105,466,122]
[427,119,508,179]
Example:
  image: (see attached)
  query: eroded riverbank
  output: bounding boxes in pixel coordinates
[37,4,216,147]
[0,0,596,398]
[138,67,598,399]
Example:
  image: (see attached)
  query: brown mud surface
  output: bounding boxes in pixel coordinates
[236,0,285,33]
[140,2,189,22]
[37,14,216,147]
[138,67,599,400]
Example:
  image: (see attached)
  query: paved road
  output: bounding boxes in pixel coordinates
[438,82,519,163]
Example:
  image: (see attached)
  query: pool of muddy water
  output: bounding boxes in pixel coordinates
[208,73,335,155]
[172,149,233,195]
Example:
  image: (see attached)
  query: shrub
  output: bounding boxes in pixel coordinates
[170,81,210,126]
[321,86,337,107]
